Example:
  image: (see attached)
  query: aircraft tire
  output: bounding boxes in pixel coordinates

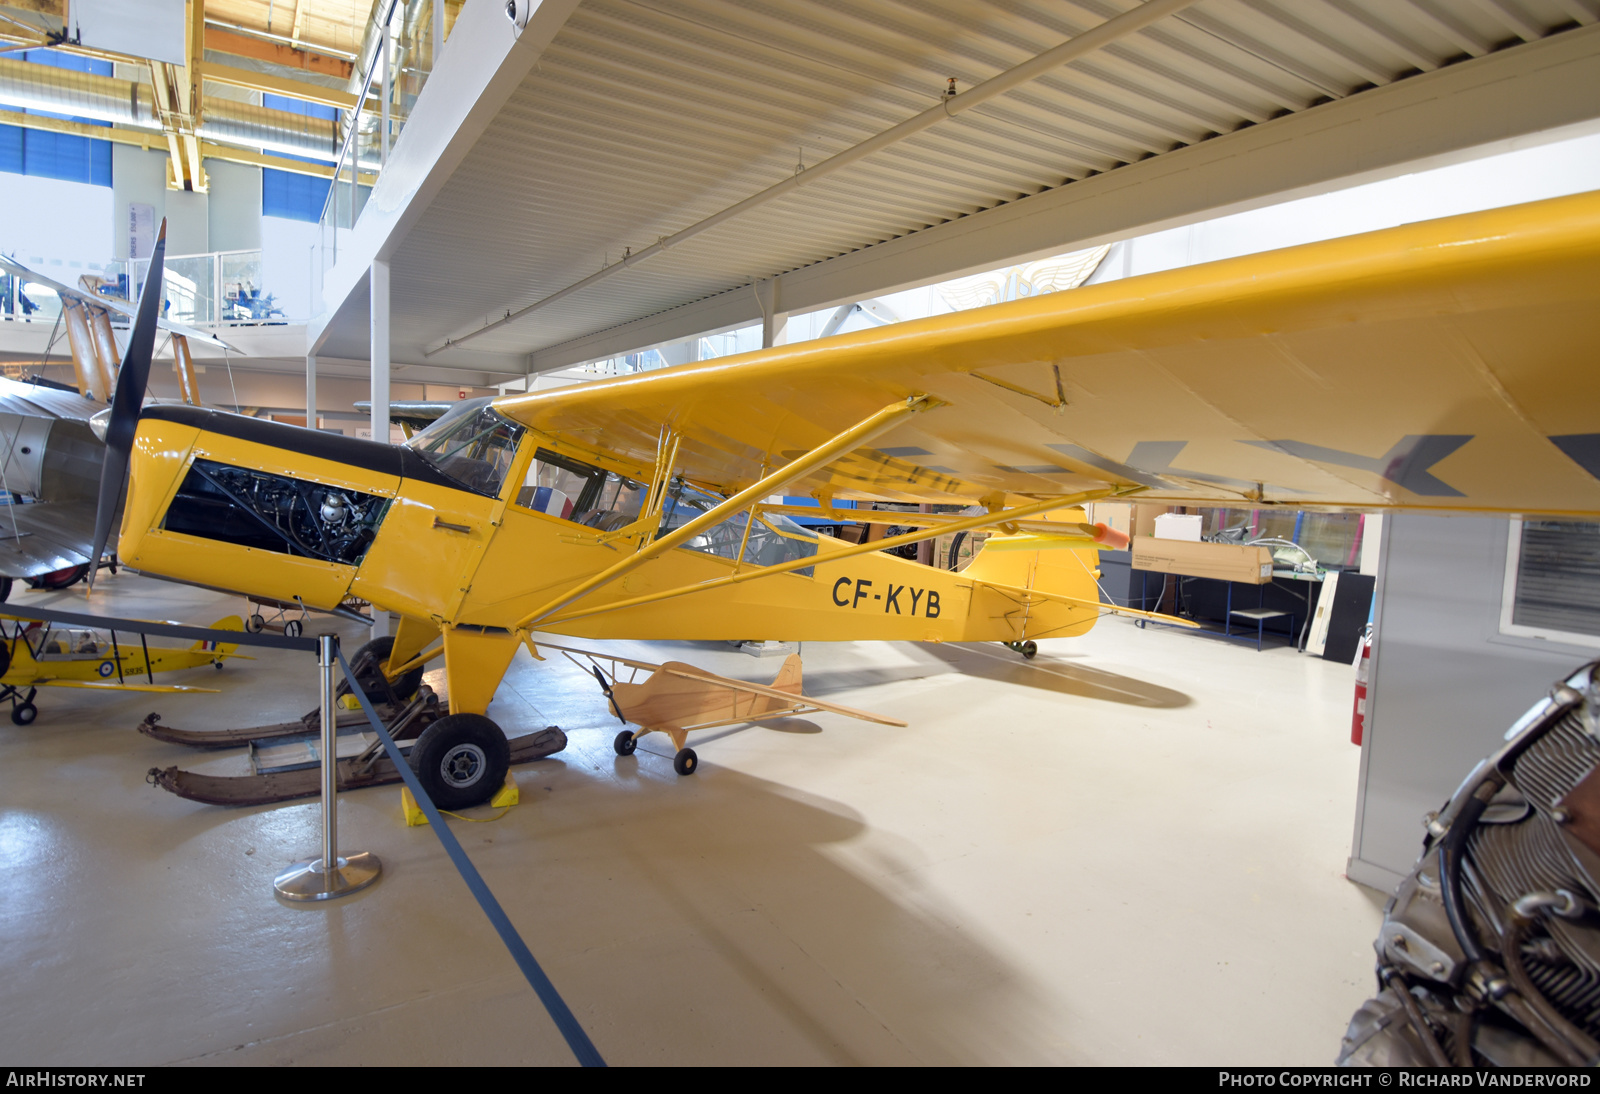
[344,636,424,703]
[408,713,509,810]
[0,576,10,603]
[11,701,37,726]
[673,747,698,776]
[613,730,637,756]
[1021,640,1037,659]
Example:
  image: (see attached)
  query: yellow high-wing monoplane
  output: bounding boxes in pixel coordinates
[0,614,245,725]
[91,189,1600,807]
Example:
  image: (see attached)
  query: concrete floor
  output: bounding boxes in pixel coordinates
[0,571,1385,1066]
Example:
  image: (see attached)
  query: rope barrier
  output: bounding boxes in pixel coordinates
[335,647,607,1068]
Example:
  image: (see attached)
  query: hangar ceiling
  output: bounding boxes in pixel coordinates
[313,0,1600,378]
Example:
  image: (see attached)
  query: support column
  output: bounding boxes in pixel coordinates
[757,278,787,348]
[305,353,318,429]
[370,260,391,639]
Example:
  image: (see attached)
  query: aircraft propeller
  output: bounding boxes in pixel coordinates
[88,220,167,591]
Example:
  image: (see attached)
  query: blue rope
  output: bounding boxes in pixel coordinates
[335,648,606,1067]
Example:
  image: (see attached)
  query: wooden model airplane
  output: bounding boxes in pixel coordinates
[0,613,244,724]
[79,191,1600,806]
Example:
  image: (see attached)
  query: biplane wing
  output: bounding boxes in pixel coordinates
[33,680,219,693]
[495,189,1600,519]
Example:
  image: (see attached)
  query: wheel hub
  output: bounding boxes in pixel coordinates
[439,743,486,788]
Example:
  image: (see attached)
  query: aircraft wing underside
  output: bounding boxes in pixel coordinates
[0,499,105,579]
[495,189,1600,518]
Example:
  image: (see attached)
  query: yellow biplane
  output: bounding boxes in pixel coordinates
[88,190,1600,805]
[0,614,244,724]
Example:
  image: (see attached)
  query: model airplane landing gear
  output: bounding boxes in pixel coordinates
[408,712,510,810]
[1002,640,1038,659]
[8,687,37,725]
[673,747,698,776]
[613,730,637,756]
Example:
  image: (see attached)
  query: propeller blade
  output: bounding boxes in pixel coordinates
[88,219,167,590]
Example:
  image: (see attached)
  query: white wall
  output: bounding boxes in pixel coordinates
[0,172,114,270]
[205,159,261,253]
[261,215,318,322]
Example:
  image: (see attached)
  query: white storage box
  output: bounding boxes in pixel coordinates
[1153,513,1202,541]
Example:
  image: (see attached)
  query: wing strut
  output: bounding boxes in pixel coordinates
[534,488,1130,628]
[516,395,937,629]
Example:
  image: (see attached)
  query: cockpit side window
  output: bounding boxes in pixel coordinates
[513,448,648,530]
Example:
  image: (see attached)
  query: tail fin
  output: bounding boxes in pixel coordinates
[751,654,804,716]
[192,614,243,659]
[768,654,802,696]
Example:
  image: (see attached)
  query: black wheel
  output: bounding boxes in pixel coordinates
[11,701,37,726]
[0,576,10,603]
[341,635,424,703]
[408,713,510,810]
[283,619,303,638]
[613,730,637,756]
[246,614,265,633]
[673,747,698,776]
[1021,640,1037,659]
[31,563,88,590]
[213,660,224,671]
[1135,618,1146,629]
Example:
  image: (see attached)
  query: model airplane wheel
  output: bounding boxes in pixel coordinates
[0,576,10,603]
[408,713,510,810]
[11,701,37,726]
[673,747,698,776]
[1021,640,1037,659]
[283,619,303,638]
[246,614,265,633]
[613,730,637,756]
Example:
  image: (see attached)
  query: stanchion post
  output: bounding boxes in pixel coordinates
[274,633,383,902]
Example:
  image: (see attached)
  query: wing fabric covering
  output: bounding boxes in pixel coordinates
[90,222,167,588]
[496,190,1600,517]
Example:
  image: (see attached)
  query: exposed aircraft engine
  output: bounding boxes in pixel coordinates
[163,459,389,566]
[1339,661,1600,1067]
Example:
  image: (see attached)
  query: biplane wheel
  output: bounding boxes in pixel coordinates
[246,614,265,633]
[673,747,698,776]
[11,701,37,726]
[1021,640,1037,659]
[408,713,510,810]
[283,619,303,638]
[340,636,425,703]
[613,730,637,757]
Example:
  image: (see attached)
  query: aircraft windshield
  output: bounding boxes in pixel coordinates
[406,401,525,497]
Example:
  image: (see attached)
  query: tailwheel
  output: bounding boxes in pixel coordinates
[613,730,637,756]
[673,747,698,776]
[1021,640,1037,659]
[408,713,510,810]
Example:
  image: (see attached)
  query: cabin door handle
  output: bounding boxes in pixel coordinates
[432,517,473,533]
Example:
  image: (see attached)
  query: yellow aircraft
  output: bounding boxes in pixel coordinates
[0,614,244,724]
[86,190,1600,806]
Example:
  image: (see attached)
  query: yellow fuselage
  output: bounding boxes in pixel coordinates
[119,408,1100,713]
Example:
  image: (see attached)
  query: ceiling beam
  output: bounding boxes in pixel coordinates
[525,20,1600,373]
[203,25,352,79]
[198,60,358,111]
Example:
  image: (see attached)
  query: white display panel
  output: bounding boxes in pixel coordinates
[71,0,186,67]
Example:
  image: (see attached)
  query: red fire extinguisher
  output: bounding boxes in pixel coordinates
[1351,631,1372,746]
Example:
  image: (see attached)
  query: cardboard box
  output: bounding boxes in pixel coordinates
[1130,536,1275,584]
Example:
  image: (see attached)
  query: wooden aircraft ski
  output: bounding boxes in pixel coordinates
[83,190,1600,807]
[538,641,907,775]
[0,613,244,724]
